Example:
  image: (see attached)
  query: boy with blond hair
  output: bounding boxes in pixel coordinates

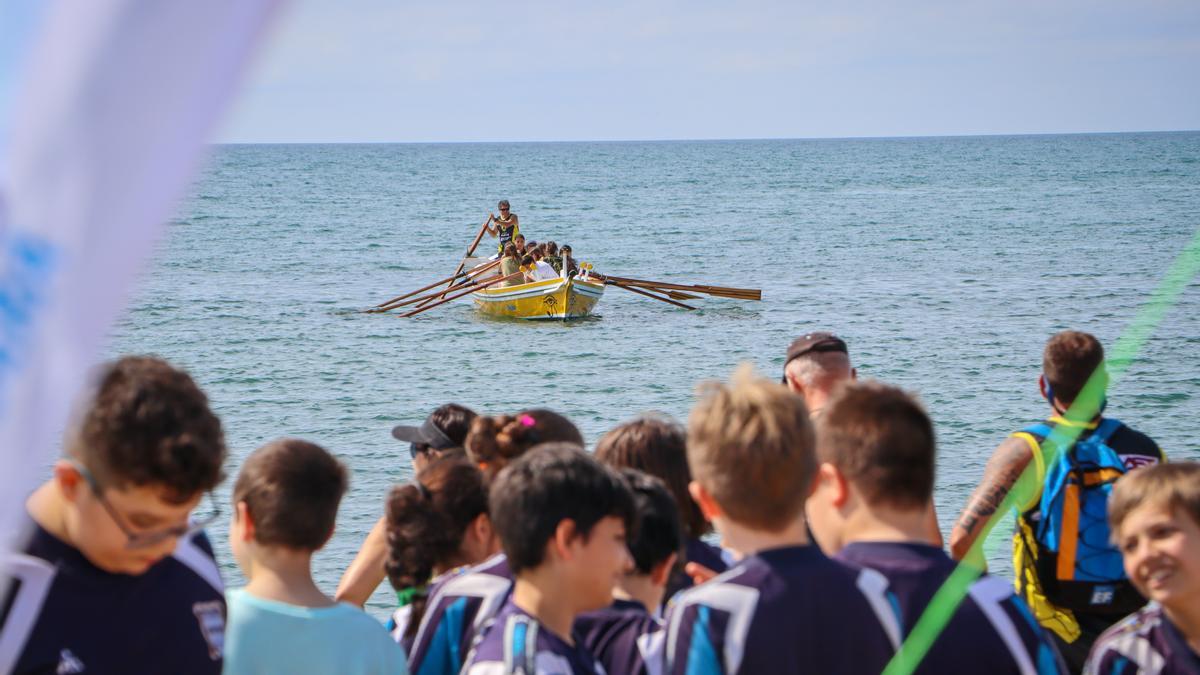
[663,366,895,674]
[224,439,407,674]
[1084,463,1200,674]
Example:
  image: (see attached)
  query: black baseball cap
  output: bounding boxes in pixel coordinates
[391,415,456,450]
[781,332,849,383]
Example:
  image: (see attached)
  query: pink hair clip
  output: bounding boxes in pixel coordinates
[519,413,536,428]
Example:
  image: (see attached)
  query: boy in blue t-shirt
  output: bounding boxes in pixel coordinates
[462,445,635,675]
[223,438,407,674]
[0,356,228,675]
[807,380,1066,674]
[663,366,896,674]
[1085,463,1200,674]
[576,468,684,675]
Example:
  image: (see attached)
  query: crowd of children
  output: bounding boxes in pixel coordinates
[1,328,1198,674]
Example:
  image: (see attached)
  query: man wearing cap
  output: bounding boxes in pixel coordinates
[335,404,477,606]
[783,332,945,549]
[781,332,856,419]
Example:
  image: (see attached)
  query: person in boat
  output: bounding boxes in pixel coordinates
[560,244,580,277]
[526,246,558,282]
[484,200,519,256]
[498,243,522,287]
[543,241,563,273]
[512,233,527,257]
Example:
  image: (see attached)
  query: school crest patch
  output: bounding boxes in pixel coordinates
[193,600,225,660]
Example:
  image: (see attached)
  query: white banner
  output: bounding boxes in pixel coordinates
[0,0,284,570]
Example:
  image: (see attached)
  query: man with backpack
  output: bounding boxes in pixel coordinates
[950,330,1165,672]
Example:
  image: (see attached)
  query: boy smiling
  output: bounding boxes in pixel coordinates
[463,445,634,675]
[1085,463,1200,673]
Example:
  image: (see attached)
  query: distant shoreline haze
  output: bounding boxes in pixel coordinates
[213,129,1200,147]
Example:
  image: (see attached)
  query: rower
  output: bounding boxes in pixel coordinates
[560,244,579,277]
[527,246,559,282]
[485,200,520,256]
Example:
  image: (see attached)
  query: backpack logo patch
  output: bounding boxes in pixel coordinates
[193,600,225,660]
[57,649,85,674]
[1089,585,1116,606]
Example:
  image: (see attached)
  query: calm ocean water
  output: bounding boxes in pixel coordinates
[106,132,1200,618]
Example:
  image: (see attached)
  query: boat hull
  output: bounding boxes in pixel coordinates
[472,277,604,320]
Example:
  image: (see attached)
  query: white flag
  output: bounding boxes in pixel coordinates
[0,0,284,571]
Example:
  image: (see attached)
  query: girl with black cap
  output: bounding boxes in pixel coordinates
[335,403,476,607]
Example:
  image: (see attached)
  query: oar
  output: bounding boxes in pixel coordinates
[608,280,697,310]
[605,275,761,301]
[616,280,758,301]
[374,259,502,312]
[367,264,483,313]
[381,262,500,311]
[666,290,701,300]
[400,269,525,318]
[600,274,761,300]
[414,216,494,309]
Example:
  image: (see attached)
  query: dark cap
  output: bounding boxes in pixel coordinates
[781,332,849,382]
[391,415,457,450]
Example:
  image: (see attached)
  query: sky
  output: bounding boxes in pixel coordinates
[197,1,1198,143]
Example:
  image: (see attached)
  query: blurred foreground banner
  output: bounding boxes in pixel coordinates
[0,0,283,572]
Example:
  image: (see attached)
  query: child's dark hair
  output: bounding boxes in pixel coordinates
[385,456,488,640]
[618,468,683,575]
[233,438,348,550]
[545,241,558,255]
[466,409,583,481]
[70,355,226,503]
[489,444,635,575]
[502,244,518,258]
[519,255,534,267]
[430,403,477,447]
[596,415,709,538]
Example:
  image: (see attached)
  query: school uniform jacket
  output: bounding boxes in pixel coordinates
[0,522,225,674]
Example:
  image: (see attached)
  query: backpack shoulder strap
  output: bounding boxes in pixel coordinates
[1012,424,1052,512]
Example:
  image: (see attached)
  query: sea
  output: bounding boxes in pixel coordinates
[106,131,1200,619]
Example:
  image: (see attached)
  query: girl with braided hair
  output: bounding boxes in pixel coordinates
[464,408,584,481]
[383,456,494,652]
[407,408,585,675]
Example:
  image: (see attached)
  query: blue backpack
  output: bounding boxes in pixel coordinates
[1022,418,1144,614]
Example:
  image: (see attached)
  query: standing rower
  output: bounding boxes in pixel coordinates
[485,200,520,256]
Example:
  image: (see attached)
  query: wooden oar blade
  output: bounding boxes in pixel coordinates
[609,281,697,310]
[600,274,761,301]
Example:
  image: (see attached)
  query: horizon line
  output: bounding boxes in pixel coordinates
[215,128,1200,146]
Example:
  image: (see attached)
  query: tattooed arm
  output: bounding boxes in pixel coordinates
[949,436,1034,562]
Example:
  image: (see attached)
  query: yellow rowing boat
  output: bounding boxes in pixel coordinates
[472,275,605,320]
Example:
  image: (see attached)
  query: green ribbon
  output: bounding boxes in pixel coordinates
[395,586,428,608]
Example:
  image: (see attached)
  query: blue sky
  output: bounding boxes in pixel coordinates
[218,0,1199,143]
